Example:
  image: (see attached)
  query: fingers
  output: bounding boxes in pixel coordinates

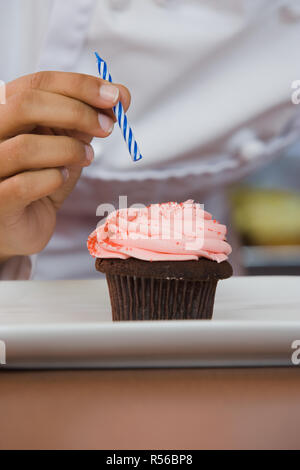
[0,89,115,140]
[102,83,132,123]
[6,71,131,113]
[0,168,68,214]
[0,134,94,179]
[34,126,93,146]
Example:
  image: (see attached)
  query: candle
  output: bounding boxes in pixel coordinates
[95,52,143,163]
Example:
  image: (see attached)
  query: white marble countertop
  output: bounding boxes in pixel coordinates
[0,276,299,369]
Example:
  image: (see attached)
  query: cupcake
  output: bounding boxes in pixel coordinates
[88,201,232,321]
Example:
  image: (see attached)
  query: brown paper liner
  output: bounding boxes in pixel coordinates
[106,274,218,321]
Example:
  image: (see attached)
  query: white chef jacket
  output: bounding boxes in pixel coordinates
[0,0,300,280]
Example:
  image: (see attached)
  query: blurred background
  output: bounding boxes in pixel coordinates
[230,140,300,275]
[1,0,300,280]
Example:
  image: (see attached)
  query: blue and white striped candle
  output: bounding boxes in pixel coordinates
[95,52,143,163]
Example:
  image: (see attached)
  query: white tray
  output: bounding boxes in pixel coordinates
[0,276,300,369]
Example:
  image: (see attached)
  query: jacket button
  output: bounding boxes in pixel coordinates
[239,140,266,161]
[227,129,266,161]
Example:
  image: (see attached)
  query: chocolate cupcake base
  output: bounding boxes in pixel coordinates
[97,258,232,321]
[106,274,217,320]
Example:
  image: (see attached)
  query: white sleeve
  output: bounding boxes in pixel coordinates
[0,255,36,281]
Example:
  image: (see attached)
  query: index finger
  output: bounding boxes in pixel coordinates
[6,71,131,113]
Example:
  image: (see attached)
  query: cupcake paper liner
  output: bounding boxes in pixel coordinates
[106,274,218,321]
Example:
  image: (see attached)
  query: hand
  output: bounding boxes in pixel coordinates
[0,71,131,262]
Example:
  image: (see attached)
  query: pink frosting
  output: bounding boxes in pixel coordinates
[87,200,232,263]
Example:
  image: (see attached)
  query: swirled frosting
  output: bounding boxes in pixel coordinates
[87,201,232,263]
